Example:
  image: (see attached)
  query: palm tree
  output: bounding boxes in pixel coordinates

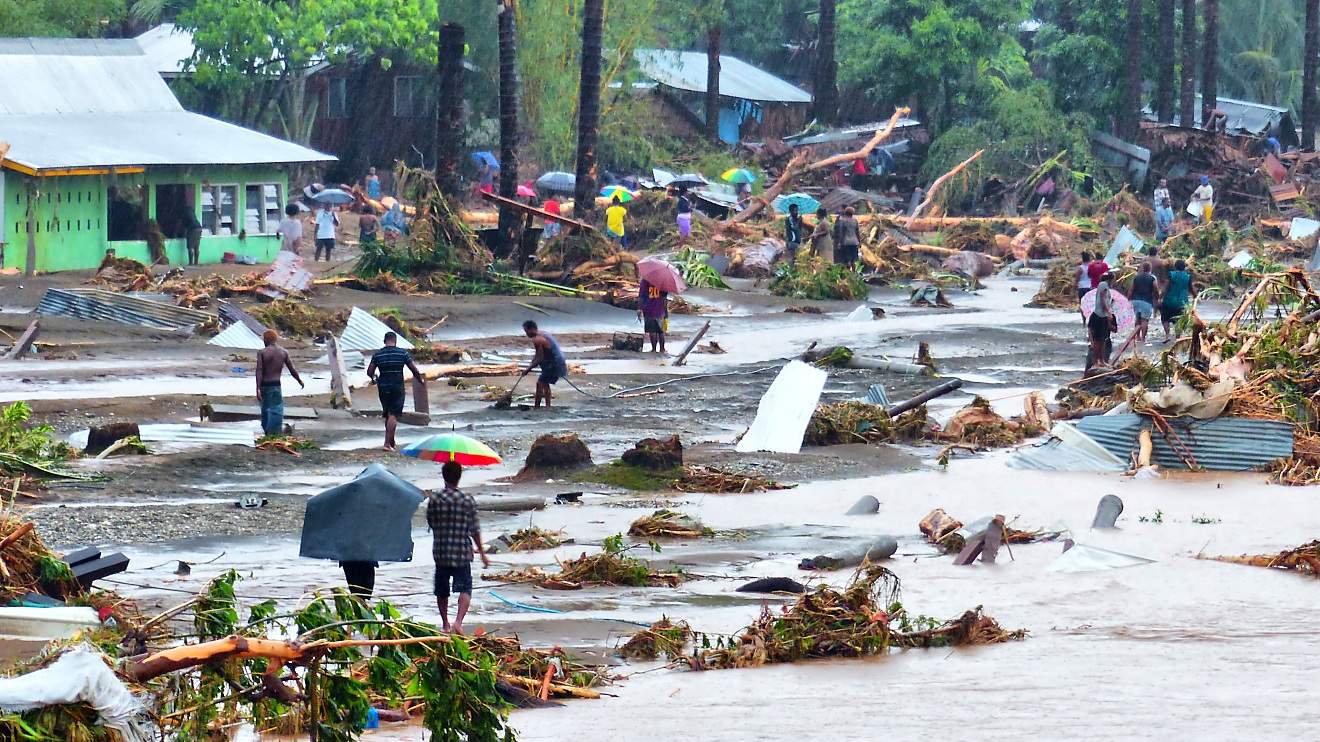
[706,24,722,143]
[1155,0,1175,121]
[814,0,838,125]
[1120,0,1143,137]
[1180,0,1196,125]
[574,0,604,214]
[1305,0,1319,148]
[1201,0,1219,118]
[497,0,521,249]
[436,22,466,197]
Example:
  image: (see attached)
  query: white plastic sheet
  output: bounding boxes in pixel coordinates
[844,305,873,322]
[0,645,154,742]
[735,361,827,454]
[1047,543,1155,573]
[1227,250,1253,269]
[1104,225,1143,265]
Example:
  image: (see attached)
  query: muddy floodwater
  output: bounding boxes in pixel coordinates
[4,268,1317,741]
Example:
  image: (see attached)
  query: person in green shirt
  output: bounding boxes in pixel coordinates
[1161,259,1193,342]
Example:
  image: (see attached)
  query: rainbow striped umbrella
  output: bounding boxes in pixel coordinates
[721,168,757,184]
[600,185,636,202]
[400,433,502,467]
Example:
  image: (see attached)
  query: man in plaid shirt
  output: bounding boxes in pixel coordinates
[428,461,489,633]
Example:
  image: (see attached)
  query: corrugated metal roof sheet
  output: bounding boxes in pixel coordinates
[783,123,921,146]
[1075,414,1293,471]
[1145,95,1290,135]
[265,251,314,294]
[137,423,255,446]
[134,23,196,76]
[634,49,811,104]
[1,111,334,170]
[208,322,265,350]
[0,37,334,170]
[338,307,415,351]
[37,288,213,330]
[1008,437,1128,472]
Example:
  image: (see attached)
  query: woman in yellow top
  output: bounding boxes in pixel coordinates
[606,195,628,247]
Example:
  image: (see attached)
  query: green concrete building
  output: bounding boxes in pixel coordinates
[0,38,334,273]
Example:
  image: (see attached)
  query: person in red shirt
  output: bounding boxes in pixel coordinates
[1086,255,1110,291]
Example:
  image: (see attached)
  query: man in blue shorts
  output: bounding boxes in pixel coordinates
[519,320,568,409]
[428,461,489,634]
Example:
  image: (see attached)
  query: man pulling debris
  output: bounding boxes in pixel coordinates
[428,461,489,634]
[368,331,425,450]
[255,330,304,437]
[520,320,568,408]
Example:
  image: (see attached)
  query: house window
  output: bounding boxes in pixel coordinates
[107,185,148,242]
[155,184,195,239]
[201,184,238,236]
[393,76,428,118]
[326,78,348,119]
[244,183,282,234]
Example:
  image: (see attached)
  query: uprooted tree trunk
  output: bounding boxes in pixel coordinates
[905,149,985,228]
[726,106,911,226]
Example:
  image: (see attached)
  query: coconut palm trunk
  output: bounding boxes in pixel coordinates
[1155,0,1175,122]
[436,22,466,197]
[1304,0,1319,149]
[497,0,521,251]
[1201,0,1219,120]
[814,0,838,125]
[705,24,722,143]
[1179,0,1196,126]
[1119,0,1144,138]
[573,0,604,214]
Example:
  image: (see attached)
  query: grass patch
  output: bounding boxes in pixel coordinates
[575,462,683,491]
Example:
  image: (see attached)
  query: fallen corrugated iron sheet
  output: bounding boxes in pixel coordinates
[207,322,265,350]
[217,300,267,334]
[1008,437,1128,473]
[37,288,213,330]
[265,251,313,294]
[338,306,414,351]
[1075,414,1293,471]
[136,423,255,446]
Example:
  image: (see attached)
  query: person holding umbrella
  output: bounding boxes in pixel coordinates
[314,202,339,262]
[635,257,686,354]
[606,193,629,247]
[399,433,502,633]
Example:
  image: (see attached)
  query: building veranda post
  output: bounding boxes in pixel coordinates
[0,38,334,273]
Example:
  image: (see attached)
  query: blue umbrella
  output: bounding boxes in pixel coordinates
[536,171,576,194]
[772,192,821,214]
[471,151,500,170]
[311,188,354,205]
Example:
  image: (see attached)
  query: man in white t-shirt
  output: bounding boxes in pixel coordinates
[276,204,303,255]
[314,204,339,261]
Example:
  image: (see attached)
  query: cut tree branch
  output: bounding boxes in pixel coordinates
[905,149,984,229]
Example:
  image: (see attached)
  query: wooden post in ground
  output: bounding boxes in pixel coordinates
[4,320,39,359]
[328,335,351,409]
[672,320,711,367]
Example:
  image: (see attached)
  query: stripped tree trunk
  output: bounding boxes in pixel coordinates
[814,0,838,125]
[1119,0,1143,138]
[1179,0,1196,126]
[705,24,722,143]
[497,0,521,251]
[1155,0,1175,122]
[574,0,604,214]
[1201,0,1219,118]
[1304,0,1319,149]
[435,22,466,197]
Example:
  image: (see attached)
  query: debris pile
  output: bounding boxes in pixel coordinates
[690,566,1025,670]
[803,402,929,446]
[618,617,693,661]
[501,527,567,552]
[918,508,1053,554]
[770,258,868,301]
[517,433,593,478]
[627,510,713,539]
[485,534,683,589]
[939,397,1037,448]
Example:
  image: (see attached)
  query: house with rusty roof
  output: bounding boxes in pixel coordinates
[0,37,334,273]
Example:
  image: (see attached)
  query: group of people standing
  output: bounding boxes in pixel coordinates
[1077,248,1193,371]
[783,204,862,268]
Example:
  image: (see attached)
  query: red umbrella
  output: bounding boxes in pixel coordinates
[517,183,537,198]
[637,258,687,294]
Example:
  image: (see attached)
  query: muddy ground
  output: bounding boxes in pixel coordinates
[9,263,1303,741]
